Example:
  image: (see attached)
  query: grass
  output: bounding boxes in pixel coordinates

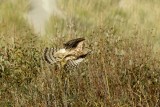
[0,0,160,106]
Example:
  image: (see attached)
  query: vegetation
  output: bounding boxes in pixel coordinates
[0,0,160,106]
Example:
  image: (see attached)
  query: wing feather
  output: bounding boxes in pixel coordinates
[66,58,84,68]
[63,38,85,49]
[65,51,90,68]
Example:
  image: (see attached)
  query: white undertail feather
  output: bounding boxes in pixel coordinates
[58,49,67,53]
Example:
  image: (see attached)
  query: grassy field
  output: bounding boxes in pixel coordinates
[0,0,160,106]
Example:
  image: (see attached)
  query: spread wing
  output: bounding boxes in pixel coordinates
[63,38,85,50]
[65,52,90,68]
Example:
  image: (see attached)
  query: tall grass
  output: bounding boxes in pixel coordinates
[0,0,160,106]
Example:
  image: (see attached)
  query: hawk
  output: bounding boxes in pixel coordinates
[44,38,91,69]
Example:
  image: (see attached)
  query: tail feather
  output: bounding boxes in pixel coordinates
[44,47,57,64]
[49,48,57,63]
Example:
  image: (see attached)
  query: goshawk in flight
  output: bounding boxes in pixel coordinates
[44,38,90,69]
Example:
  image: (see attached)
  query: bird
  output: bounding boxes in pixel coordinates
[43,38,91,69]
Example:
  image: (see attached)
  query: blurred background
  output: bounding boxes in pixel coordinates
[0,0,160,106]
[0,0,160,51]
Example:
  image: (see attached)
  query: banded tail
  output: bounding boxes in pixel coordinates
[43,47,57,64]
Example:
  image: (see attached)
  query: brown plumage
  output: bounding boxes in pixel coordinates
[44,38,90,69]
[64,38,85,49]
